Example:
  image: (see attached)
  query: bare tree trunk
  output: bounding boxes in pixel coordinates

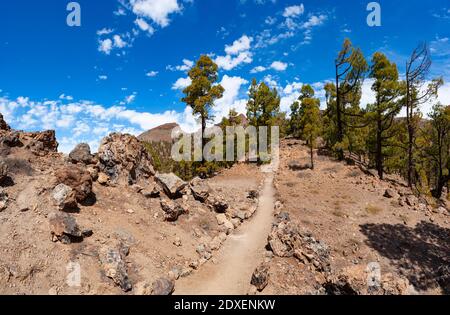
[376,118,383,180]
[310,136,314,170]
[201,115,206,164]
[335,66,344,161]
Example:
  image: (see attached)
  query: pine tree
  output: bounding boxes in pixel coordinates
[334,38,368,160]
[298,85,322,169]
[367,52,403,179]
[423,104,450,198]
[182,55,224,163]
[404,43,442,187]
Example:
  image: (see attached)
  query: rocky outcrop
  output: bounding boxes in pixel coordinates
[268,220,330,272]
[25,130,58,155]
[97,133,155,185]
[155,173,187,199]
[0,114,10,131]
[69,143,93,164]
[54,166,93,203]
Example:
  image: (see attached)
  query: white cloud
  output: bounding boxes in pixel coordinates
[98,38,113,55]
[283,4,305,18]
[270,61,288,71]
[146,71,158,77]
[225,35,253,55]
[172,77,192,90]
[167,59,194,72]
[301,14,327,29]
[214,35,254,71]
[59,94,74,101]
[213,75,249,123]
[134,18,155,35]
[215,51,253,71]
[98,75,108,80]
[113,35,127,48]
[97,28,114,36]
[251,66,267,73]
[0,94,202,153]
[130,0,181,28]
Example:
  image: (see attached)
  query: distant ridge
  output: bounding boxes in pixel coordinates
[137,122,179,143]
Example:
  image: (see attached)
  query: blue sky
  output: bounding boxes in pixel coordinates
[1,0,449,152]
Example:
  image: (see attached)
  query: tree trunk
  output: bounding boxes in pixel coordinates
[310,138,314,170]
[201,115,206,164]
[406,77,414,188]
[335,66,344,161]
[376,118,383,180]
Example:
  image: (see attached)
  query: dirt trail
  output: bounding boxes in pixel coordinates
[175,168,277,295]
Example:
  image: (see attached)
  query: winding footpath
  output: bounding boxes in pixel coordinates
[175,151,279,295]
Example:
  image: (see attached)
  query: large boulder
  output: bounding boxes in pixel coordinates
[69,143,93,164]
[97,133,155,185]
[100,246,132,292]
[54,166,93,203]
[160,199,187,221]
[155,173,187,199]
[48,212,82,244]
[268,221,330,272]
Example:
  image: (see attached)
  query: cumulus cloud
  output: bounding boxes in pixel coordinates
[270,61,288,71]
[215,35,254,70]
[213,75,249,123]
[98,38,113,55]
[0,93,201,153]
[134,18,155,35]
[283,4,305,18]
[129,0,181,28]
[225,35,253,55]
[172,77,192,90]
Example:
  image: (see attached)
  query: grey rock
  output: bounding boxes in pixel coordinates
[156,173,187,199]
[251,263,270,291]
[52,183,77,210]
[69,143,93,164]
[100,247,132,292]
[160,199,187,221]
[48,212,82,244]
[151,277,175,295]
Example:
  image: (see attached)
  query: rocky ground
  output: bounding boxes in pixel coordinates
[260,139,449,295]
[0,112,449,295]
[0,114,261,295]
